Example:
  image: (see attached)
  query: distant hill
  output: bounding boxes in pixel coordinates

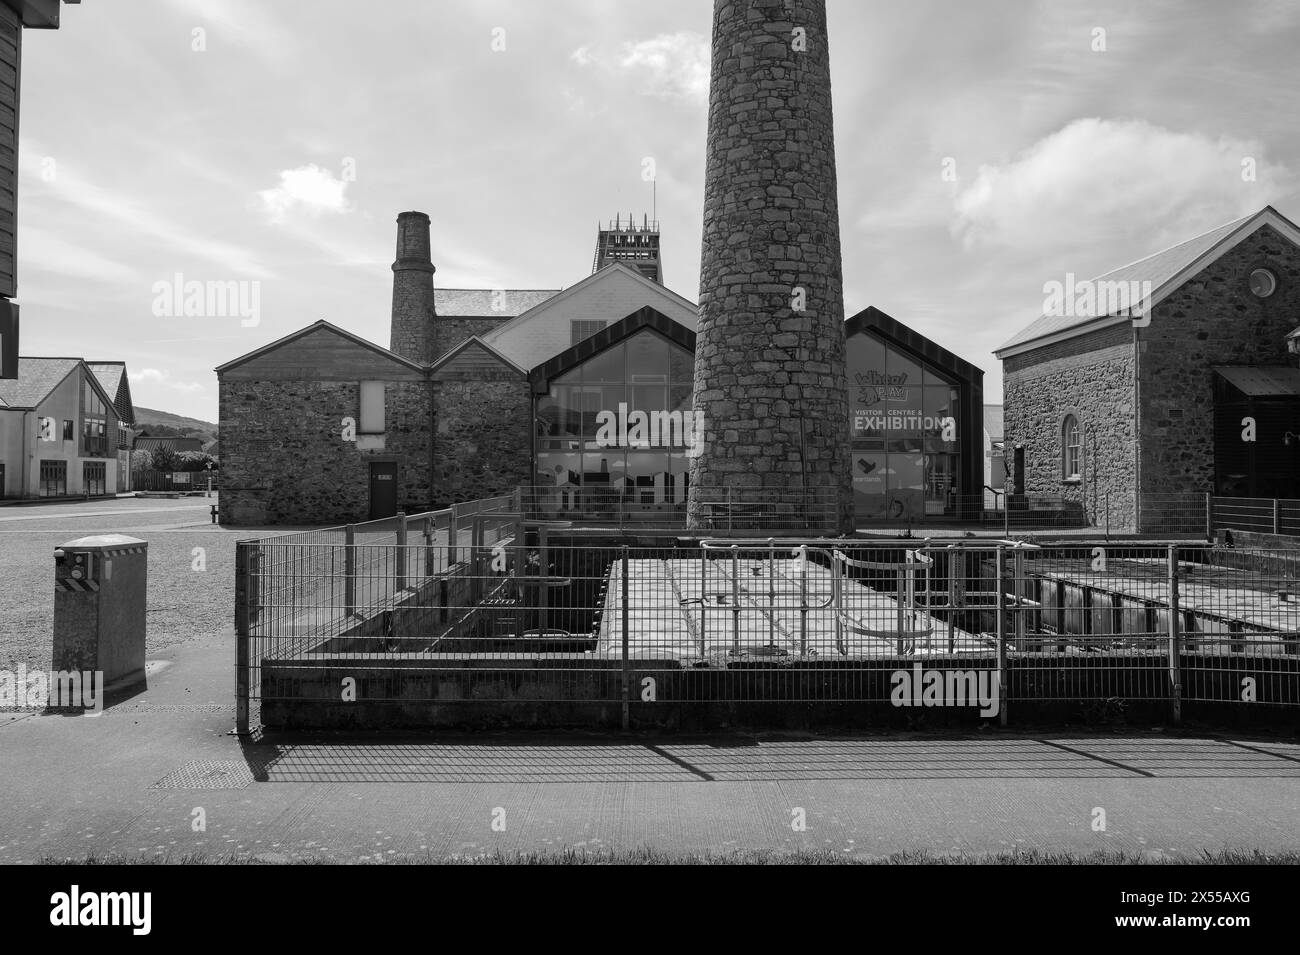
[133,407,219,452]
[133,406,218,434]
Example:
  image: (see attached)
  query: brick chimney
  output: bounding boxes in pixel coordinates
[389,211,436,364]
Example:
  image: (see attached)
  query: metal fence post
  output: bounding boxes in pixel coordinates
[471,516,484,603]
[996,545,1008,727]
[1273,498,1280,535]
[1167,544,1182,724]
[538,524,549,634]
[344,524,356,617]
[234,541,252,737]
[895,565,906,657]
[730,544,740,654]
[700,550,708,655]
[1204,492,1212,541]
[767,538,776,647]
[1013,547,1026,652]
[423,517,433,576]
[798,544,808,655]
[448,503,459,565]
[621,545,630,731]
[395,511,408,593]
[1105,491,1111,540]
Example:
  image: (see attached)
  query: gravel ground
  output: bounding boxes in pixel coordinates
[0,496,255,674]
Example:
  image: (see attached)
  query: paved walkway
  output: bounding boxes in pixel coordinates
[2,628,1298,863]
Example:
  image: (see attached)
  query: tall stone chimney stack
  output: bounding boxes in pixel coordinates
[389,210,436,364]
[687,0,854,533]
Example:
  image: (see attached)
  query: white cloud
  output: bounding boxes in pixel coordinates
[257,164,353,224]
[952,118,1290,253]
[129,368,204,395]
[571,32,710,104]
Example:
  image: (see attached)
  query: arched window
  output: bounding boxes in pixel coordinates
[1062,415,1081,480]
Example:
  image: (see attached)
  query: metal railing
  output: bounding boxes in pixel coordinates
[235,531,1299,732]
[1209,495,1300,537]
[516,485,839,531]
[234,494,516,732]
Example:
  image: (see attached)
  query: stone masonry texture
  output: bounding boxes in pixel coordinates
[1003,224,1300,533]
[1003,324,1137,530]
[219,379,433,525]
[431,379,532,506]
[687,0,854,533]
[1137,226,1300,521]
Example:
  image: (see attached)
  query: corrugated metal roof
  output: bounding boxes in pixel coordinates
[997,210,1259,352]
[1214,365,1300,397]
[0,356,80,408]
[132,435,205,452]
[435,288,559,318]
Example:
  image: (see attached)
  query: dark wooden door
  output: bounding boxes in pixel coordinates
[368,462,398,519]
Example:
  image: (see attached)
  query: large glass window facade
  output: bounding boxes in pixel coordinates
[535,328,695,516]
[846,332,961,521]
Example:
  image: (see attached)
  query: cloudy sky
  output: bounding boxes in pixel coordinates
[14,0,1300,421]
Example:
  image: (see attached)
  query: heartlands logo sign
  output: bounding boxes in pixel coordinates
[856,370,909,406]
[890,664,1000,717]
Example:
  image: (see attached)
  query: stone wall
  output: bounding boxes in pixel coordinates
[688,0,853,533]
[431,378,532,506]
[433,316,510,361]
[1003,324,1137,530]
[1137,226,1300,518]
[219,378,433,525]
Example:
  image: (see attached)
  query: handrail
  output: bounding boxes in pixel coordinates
[699,536,1042,550]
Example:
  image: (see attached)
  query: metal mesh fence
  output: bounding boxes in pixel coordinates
[235,524,1300,731]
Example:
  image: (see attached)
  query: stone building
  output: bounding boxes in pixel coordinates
[217,197,992,528]
[995,205,1300,532]
[216,213,700,525]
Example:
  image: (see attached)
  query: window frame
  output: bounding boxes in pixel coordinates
[358,380,386,435]
[1062,414,1081,481]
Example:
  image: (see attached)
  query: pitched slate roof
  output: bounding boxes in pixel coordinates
[435,288,559,318]
[0,356,80,408]
[995,206,1300,356]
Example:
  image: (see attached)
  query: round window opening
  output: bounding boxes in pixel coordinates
[1249,268,1277,298]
